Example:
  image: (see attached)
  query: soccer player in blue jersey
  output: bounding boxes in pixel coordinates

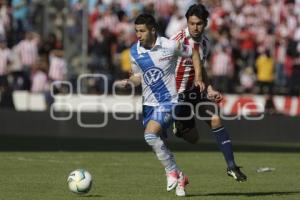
[171,4,247,182]
[118,13,205,196]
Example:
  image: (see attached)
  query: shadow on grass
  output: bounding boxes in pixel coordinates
[187,191,300,197]
[79,194,103,198]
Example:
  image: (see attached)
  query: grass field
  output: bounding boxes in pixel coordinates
[0,151,300,200]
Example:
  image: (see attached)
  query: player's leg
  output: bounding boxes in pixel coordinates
[197,102,247,182]
[173,97,199,144]
[211,115,247,182]
[143,105,187,193]
[145,120,179,191]
[174,119,199,144]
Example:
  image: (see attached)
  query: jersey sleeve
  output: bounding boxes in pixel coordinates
[174,41,193,58]
[170,30,192,58]
[170,30,184,43]
[130,54,142,75]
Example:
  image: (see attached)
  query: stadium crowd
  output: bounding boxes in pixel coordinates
[0,0,300,108]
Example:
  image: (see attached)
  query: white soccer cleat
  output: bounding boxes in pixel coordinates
[166,171,179,191]
[175,172,189,197]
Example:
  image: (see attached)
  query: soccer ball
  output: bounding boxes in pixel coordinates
[67,169,92,194]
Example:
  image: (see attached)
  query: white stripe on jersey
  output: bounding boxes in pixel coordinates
[31,71,48,93]
[92,15,119,38]
[171,28,210,93]
[48,56,67,81]
[130,37,181,106]
[16,40,38,66]
[0,48,11,75]
[211,51,232,76]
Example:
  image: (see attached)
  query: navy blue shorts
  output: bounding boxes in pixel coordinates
[174,88,219,137]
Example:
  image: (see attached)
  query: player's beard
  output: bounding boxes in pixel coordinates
[189,30,203,42]
[191,33,202,42]
[141,35,156,49]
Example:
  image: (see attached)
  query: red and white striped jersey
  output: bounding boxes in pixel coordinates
[31,70,48,93]
[15,39,38,66]
[211,50,233,76]
[92,14,119,39]
[48,56,67,81]
[171,28,210,93]
[0,47,11,75]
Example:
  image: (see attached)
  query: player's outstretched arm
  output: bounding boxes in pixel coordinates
[116,74,141,88]
[192,48,205,92]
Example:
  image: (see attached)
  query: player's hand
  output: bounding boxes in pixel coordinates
[194,79,205,92]
[207,86,223,103]
[114,79,129,88]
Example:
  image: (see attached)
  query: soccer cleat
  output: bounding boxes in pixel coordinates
[166,171,178,191]
[227,166,247,182]
[175,172,189,197]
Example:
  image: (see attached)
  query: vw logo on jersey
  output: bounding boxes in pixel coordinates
[143,67,164,86]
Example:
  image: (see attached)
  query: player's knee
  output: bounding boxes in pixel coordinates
[211,115,222,129]
[174,120,195,138]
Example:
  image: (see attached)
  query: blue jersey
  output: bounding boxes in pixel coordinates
[130,36,191,129]
[130,36,191,106]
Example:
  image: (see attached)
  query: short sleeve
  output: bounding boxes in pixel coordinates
[130,54,142,75]
[170,30,184,43]
[174,41,193,58]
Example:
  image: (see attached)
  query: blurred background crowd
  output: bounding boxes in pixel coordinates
[0,0,300,108]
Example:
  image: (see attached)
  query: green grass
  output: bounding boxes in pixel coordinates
[0,152,300,200]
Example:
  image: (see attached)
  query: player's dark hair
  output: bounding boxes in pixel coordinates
[185,4,209,25]
[134,13,158,31]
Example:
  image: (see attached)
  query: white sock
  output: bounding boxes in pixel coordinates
[144,133,178,173]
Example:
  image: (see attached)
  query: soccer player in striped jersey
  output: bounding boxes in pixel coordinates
[0,39,11,88]
[48,50,67,82]
[15,31,40,90]
[118,13,204,196]
[171,4,247,182]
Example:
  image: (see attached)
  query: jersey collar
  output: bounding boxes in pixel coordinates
[137,36,162,54]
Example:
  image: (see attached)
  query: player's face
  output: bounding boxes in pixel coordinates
[135,24,155,48]
[187,15,206,39]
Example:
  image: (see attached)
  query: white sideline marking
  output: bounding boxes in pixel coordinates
[7,156,80,164]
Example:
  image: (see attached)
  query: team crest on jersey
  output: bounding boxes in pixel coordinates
[143,67,164,86]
